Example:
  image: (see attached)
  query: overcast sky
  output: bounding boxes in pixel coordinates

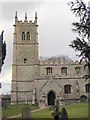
[0,0,89,94]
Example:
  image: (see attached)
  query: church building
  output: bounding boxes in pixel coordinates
[11,12,89,106]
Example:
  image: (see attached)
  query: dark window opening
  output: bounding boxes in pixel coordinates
[64,85,71,94]
[61,67,67,75]
[22,32,25,40]
[86,84,90,93]
[27,32,30,40]
[75,67,81,74]
[24,58,27,63]
[46,67,52,75]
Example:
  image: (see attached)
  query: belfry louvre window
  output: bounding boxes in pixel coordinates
[22,32,25,40]
[75,67,81,74]
[86,84,90,93]
[46,67,52,75]
[27,32,30,40]
[64,85,71,94]
[61,67,67,75]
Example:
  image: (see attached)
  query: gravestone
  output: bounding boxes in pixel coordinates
[22,106,31,120]
[3,99,8,109]
[51,99,61,120]
[61,108,68,120]
[51,99,69,120]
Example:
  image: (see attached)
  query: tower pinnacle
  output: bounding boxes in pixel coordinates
[35,12,37,18]
[15,11,18,22]
[35,12,37,24]
[25,12,27,22]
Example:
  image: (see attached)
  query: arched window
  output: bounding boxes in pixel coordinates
[75,67,81,74]
[64,85,71,94]
[22,32,25,40]
[46,67,52,75]
[27,32,30,40]
[61,67,67,75]
[85,84,90,93]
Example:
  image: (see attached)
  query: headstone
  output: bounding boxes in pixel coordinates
[54,99,59,113]
[3,100,8,109]
[61,108,68,120]
[22,106,31,120]
[51,100,69,120]
[52,99,60,120]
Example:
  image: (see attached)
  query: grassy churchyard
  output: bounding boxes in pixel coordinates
[32,103,88,118]
[2,104,39,118]
[2,103,88,119]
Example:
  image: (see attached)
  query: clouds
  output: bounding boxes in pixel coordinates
[0,1,89,94]
[38,2,76,57]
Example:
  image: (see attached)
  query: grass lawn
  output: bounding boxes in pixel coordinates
[2,102,88,119]
[2,104,39,118]
[31,103,88,118]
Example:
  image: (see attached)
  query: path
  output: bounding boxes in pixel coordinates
[7,106,48,119]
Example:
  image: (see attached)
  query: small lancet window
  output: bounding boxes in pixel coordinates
[27,32,30,40]
[86,84,90,93]
[46,67,52,75]
[22,32,25,40]
[24,58,27,63]
[61,67,67,75]
[75,67,81,74]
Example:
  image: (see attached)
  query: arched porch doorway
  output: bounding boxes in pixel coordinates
[48,91,55,105]
[80,95,87,102]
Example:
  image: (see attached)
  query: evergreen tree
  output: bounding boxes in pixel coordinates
[68,0,90,79]
[2,41,6,65]
[0,31,6,71]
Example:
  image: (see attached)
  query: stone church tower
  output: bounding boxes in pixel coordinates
[11,12,39,104]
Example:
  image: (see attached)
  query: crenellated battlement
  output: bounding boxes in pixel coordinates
[39,60,86,65]
[14,11,37,25]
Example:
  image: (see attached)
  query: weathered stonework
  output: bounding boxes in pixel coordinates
[11,12,89,106]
